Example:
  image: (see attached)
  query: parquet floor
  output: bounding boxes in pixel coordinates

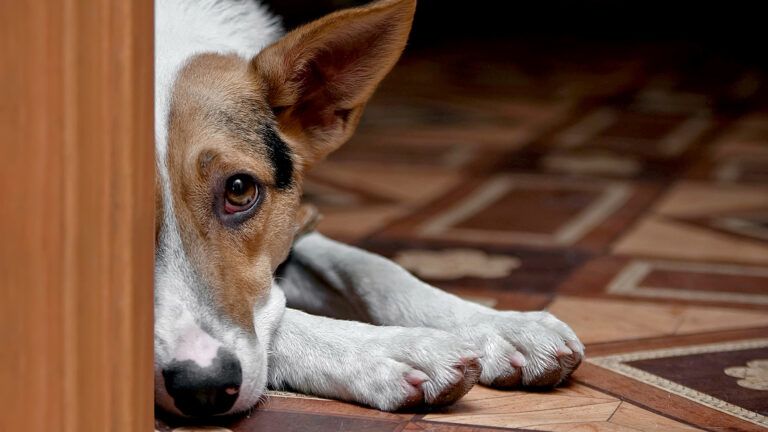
[157,42,768,431]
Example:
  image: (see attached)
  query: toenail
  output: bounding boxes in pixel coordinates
[510,351,527,367]
[405,370,430,386]
[566,340,583,354]
[557,345,574,356]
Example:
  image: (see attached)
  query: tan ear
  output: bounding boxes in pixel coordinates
[252,0,416,167]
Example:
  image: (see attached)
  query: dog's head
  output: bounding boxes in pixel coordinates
[154,0,416,417]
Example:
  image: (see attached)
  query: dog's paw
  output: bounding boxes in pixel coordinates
[348,327,482,411]
[455,311,583,388]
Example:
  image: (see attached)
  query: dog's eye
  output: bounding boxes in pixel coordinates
[224,174,258,214]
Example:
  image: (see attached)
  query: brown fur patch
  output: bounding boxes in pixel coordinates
[159,0,416,328]
[490,368,523,388]
[431,358,482,407]
[166,54,302,328]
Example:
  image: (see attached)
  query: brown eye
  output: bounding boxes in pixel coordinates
[224,174,258,214]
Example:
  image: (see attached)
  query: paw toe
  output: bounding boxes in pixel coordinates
[557,352,582,382]
[430,357,482,406]
[525,365,563,388]
[560,350,582,368]
[490,368,522,388]
[399,384,425,410]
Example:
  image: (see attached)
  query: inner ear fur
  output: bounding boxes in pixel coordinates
[252,0,416,167]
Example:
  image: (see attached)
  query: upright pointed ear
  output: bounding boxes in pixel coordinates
[252,0,416,168]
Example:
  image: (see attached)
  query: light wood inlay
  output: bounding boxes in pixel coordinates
[548,297,768,344]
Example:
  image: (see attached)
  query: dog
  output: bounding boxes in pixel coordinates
[154,0,584,417]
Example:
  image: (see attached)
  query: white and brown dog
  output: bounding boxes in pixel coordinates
[154,0,584,417]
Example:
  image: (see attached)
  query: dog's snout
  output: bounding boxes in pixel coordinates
[162,348,243,417]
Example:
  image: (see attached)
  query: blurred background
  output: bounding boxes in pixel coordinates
[273,0,767,68]
[264,0,768,246]
[238,1,768,430]
[272,0,767,73]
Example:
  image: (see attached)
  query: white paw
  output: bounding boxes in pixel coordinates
[345,327,482,411]
[455,311,584,388]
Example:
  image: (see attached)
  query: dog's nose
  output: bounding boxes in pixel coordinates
[162,348,243,417]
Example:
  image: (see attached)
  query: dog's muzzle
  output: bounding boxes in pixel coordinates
[162,347,242,416]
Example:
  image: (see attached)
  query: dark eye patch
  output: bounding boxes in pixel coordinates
[261,124,294,190]
[210,98,294,191]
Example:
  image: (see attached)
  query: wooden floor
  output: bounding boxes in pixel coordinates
[156,42,768,431]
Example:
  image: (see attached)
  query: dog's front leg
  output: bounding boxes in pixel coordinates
[289,233,584,389]
[267,308,481,411]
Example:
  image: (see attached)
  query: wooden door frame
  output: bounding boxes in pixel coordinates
[1,1,155,430]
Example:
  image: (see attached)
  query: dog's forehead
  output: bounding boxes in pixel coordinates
[172,54,269,131]
[176,54,261,100]
[169,53,294,190]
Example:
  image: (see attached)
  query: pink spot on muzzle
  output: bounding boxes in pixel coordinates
[173,324,223,368]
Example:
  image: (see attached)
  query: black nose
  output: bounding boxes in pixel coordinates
[162,348,243,417]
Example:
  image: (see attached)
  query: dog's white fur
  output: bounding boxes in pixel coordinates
[274,234,582,410]
[154,0,285,416]
[155,0,583,417]
[155,0,280,159]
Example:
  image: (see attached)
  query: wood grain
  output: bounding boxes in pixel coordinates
[575,364,765,432]
[0,0,154,431]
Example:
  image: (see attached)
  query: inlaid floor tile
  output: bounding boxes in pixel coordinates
[357,237,590,296]
[424,382,621,430]
[448,288,553,312]
[614,181,768,264]
[260,391,413,421]
[677,207,768,243]
[546,297,768,344]
[402,421,532,431]
[315,206,407,242]
[560,256,768,310]
[525,402,703,432]
[309,163,461,207]
[305,162,461,240]
[526,97,720,181]
[614,216,768,265]
[415,175,630,247]
[708,153,768,185]
[588,339,768,428]
[608,259,768,304]
[607,403,701,432]
[353,76,575,150]
[552,108,711,159]
[631,59,765,112]
[330,133,496,172]
[630,85,714,115]
[218,410,404,432]
[379,174,658,251]
[539,150,644,178]
[688,114,768,184]
[157,394,413,432]
[575,362,767,432]
[653,182,768,218]
[526,422,635,431]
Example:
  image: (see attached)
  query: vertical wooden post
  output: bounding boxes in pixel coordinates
[0,1,155,431]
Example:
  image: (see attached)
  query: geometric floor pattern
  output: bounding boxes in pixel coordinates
[156,40,768,431]
[589,339,768,428]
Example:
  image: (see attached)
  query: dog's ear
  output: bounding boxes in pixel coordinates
[253,0,416,168]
